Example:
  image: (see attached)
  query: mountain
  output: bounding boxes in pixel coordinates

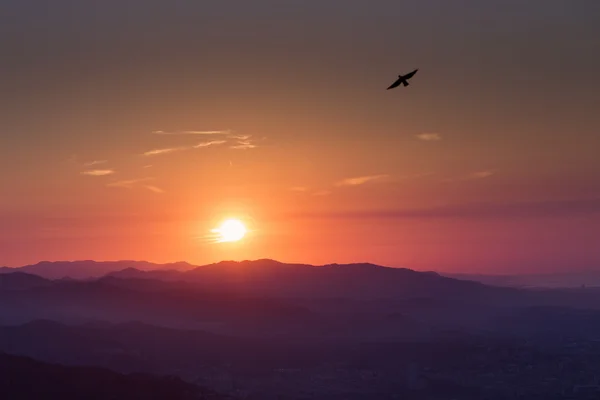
[492,306,600,339]
[0,263,488,335]
[0,260,194,280]
[7,259,600,335]
[0,272,52,290]
[0,277,314,331]
[0,258,525,300]
[448,270,600,288]
[0,352,230,400]
[0,321,482,399]
[3,319,600,400]
[108,259,506,301]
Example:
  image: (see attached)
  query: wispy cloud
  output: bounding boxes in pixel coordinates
[144,185,165,194]
[142,147,188,156]
[312,190,332,196]
[143,140,228,156]
[107,178,153,189]
[107,178,163,194]
[335,174,390,187]
[416,133,442,141]
[148,131,261,153]
[229,134,261,150]
[81,169,115,176]
[231,142,258,150]
[152,130,232,135]
[193,140,227,148]
[83,160,108,167]
[444,170,497,182]
[229,134,251,141]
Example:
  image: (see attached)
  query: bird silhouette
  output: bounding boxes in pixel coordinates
[387,69,418,90]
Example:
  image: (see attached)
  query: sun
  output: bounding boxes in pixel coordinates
[211,219,248,243]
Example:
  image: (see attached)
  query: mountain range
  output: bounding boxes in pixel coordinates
[0,260,193,280]
[3,259,600,338]
[4,260,600,398]
[447,270,600,288]
[4,259,600,289]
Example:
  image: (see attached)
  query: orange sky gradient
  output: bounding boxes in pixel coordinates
[1,1,600,272]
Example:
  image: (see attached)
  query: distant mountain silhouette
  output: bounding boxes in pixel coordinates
[108,259,500,301]
[0,274,314,330]
[492,306,600,340]
[3,319,595,399]
[0,260,193,280]
[0,320,467,384]
[0,321,484,399]
[5,260,600,336]
[0,352,230,400]
[448,270,600,288]
[0,272,51,290]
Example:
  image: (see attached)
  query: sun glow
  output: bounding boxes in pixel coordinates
[211,219,248,243]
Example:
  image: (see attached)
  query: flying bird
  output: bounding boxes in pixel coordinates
[387,69,419,90]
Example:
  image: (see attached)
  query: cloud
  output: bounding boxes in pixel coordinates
[335,174,390,187]
[143,140,228,156]
[81,169,115,176]
[416,133,442,141]
[152,130,231,135]
[143,165,153,168]
[312,190,332,196]
[148,131,261,153]
[291,198,600,220]
[229,134,261,150]
[229,134,251,140]
[106,178,153,189]
[230,143,258,150]
[193,140,227,148]
[230,138,258,150]
[142,147,188,156]
[107,178,163,194]
[144,185,164,194]
[83,160,108,167]
[444,170,497,182]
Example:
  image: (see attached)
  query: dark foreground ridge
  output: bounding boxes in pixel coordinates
[0,352,231,400]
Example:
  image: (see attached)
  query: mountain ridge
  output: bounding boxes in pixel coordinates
[0,352,231,400]
[0,260,195,280]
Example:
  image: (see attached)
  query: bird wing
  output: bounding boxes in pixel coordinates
[387,78,402,90]
[403,69,418,80]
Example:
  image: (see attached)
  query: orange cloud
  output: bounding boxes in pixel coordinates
[416,133,442,141]
[335,174,389,187]
[81,169,115,176]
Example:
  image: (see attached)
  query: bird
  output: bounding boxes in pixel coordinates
[386,69,418,90]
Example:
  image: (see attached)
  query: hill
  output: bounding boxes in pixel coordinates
[447,270,600,288]
[108,259,504,301]
[0,260,193,280]
[0,352,230,400]
[0,272,52,290]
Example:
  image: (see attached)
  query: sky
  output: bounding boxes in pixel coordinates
[1,0,599,272]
